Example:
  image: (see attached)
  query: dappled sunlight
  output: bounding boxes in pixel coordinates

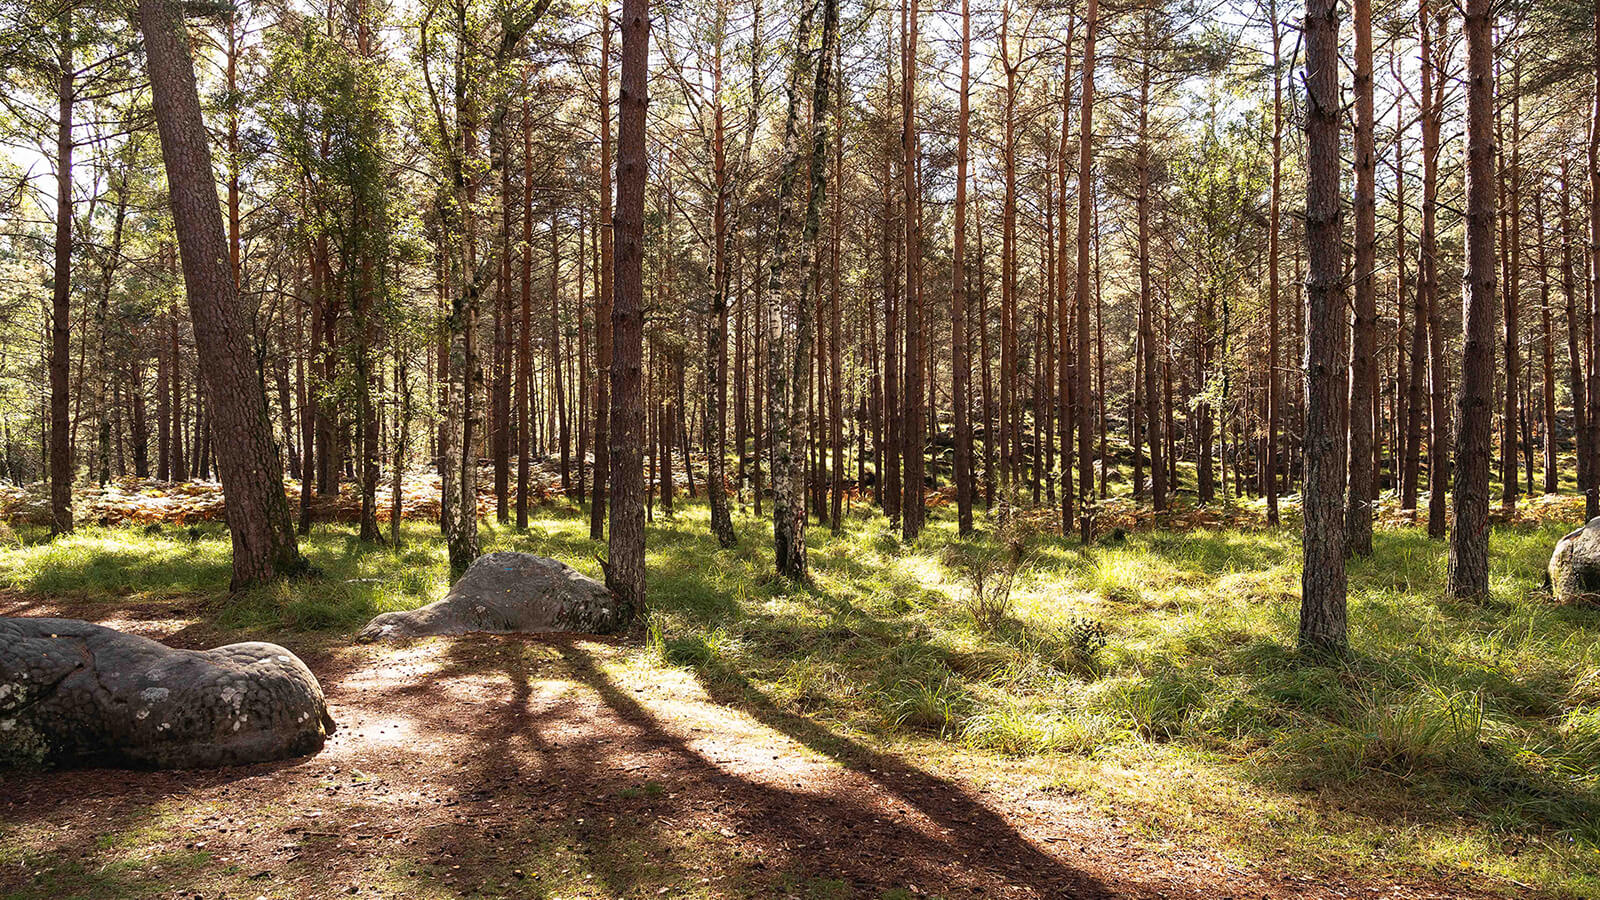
[5,508,1600,896]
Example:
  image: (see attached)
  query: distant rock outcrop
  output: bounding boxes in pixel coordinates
[0,617,334,769]
[358,552,624,641]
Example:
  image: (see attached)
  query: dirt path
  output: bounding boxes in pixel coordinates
[0,599,1517,900]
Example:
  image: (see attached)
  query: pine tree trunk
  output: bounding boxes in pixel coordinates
[1137,41,1165,513]
[1501,70,1521,512]
[607,0,650,614]
[1561,159,1589,505]
[707,11,736,548]
[1537,191,1557,493]
[1588,0,1600,521]
[951,0,973,535]
[881,44,901,524]
[552,211,571,499]
[518,96,534,529]
[1056,26,1074,529]
[1448,0,1497,601]
[1346,0,1376,557]
[900,0,924,540]
[48,9,73,536]
[1300,0,1348,652]
[590,4,614,542]
[1075,0,1098,542]
[137,0,307,589]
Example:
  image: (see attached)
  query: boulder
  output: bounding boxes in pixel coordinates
[0,617,334,769]
[358,551,624,641]
[1549,517,1600,603]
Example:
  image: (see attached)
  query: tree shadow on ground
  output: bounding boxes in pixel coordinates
[387,635,1146,899]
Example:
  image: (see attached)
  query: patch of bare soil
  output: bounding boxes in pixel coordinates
[0,598,1532,900]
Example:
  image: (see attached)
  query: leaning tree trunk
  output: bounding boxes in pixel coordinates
[1448,0,1497,601]
[607,0,650,615]
[1300,0,1348,653]
[137,0,308,590]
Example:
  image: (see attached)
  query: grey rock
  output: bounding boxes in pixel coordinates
[358,551,624,641]
[0,617,335,769]
[1550,517,1600,603]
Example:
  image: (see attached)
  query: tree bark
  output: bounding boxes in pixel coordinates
[1561,158,1589,506]
[1346,0,1376,557]
[591,4,615,542]
[518,96,534,529]
[900,0,924,541]
[706,7,736,548]
[1075,0,1099,542]
[951,0,973,536]
[1300,0,1348,653]
[607,0,650,614]
[1265,0,1283,524]
[1137,31,1164,513]
[49,9,73,536]
[1422,0,1450,539]
[1447,0,1497,601]
[137,0,308,589]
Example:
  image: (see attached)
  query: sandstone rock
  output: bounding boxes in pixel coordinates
[358,551,624,641]
[1549,517,1600,603]
[0,617,335,769]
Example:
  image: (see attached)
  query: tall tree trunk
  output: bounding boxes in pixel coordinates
[1056,25,1074,529]
[391,337,410,544]
[1538,190,1557,493]
[591,4,615,542]
[518,96,534,529]
[880,40,901,525]
[1137,34,1164,512]
[1448,0,1497,601]
[137,0,308,589]
[298,256,317,533]
[1346,0,1376,557]
[900,0,924,540]
[1562,158,1589,506]
[1501,63,1521,511]
[607,0,650,614]
[493,127,513,524]
[1401,98,1426,512]
[1000,3,1017,496]
[951,0,973,535]
[1260,0,1286,522]
[771,0,835,579]
[706,8,736,548]
[1588,0,1600,521]
[1422,0,1450,539]
[551,211,570,498]
[829,48,844,534]
[1075,0,1098,542]
[1300,0,1348,652]
[48,9,73,536]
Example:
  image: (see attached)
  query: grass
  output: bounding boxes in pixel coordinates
[3,496,1600,897]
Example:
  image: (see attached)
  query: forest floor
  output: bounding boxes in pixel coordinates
[0,494,1595,899]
